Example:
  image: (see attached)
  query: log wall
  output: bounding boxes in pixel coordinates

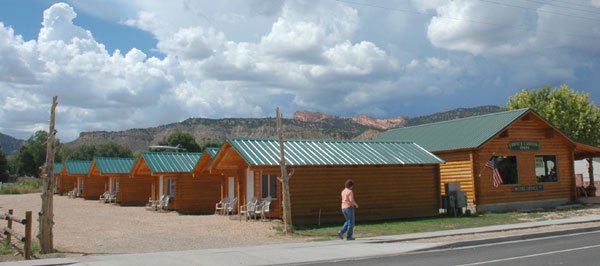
[82,176,106,200]
[175,176,222,214]
[118,176,154,206]
[58,176,76,194]
[437,151,476,204]
[260,164,440,226]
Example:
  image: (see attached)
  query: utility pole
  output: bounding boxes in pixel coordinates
[276,107,294,234]
[39,96,58,253]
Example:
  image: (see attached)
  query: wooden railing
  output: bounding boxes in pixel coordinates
[1,209,32,259]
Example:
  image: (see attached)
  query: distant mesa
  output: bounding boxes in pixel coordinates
[63,105,501,153]
[293,111,406,130]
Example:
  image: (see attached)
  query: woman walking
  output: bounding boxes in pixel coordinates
[338,179,359,240]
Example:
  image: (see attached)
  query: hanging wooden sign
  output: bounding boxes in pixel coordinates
[508,141,540,151]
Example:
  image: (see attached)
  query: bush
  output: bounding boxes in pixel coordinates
[0,179,42,194]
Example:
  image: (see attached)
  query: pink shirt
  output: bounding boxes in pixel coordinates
[341,188,354,209]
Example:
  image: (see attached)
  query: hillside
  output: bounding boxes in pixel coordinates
[0,132,25,155]
[67,105,502,152]
[405,105,503,126]
[68,117,372,152]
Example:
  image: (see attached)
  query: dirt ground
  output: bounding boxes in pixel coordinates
[0,193,305,258]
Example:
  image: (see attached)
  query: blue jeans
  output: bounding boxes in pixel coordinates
[339,207,355,238]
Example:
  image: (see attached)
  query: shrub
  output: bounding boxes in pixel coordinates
[0,179,42,194]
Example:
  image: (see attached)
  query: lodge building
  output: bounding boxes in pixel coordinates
[378,108,600,212]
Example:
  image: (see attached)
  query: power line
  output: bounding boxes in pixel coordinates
[480,0,600,22]
[525,0,600,15]
[334,0,600,40]
[536,0,600,9]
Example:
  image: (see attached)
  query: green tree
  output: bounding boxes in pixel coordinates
[506,85,600,146]
[159,132,201,152]
[10,131,62,177]
[67,142,133,160]
[0,149,8,182]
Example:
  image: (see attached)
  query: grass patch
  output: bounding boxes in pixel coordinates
[0,179,42,195]
[0,243,14,255]
[293,208,592,240]
[0,239,42,259]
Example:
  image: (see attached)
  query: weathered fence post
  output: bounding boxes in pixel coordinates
[6,209,13,245]
[25,211,32,260]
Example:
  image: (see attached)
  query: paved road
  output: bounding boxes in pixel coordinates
[310,229,600,266]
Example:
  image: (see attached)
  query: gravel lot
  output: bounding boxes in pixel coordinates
[0,193,305,256]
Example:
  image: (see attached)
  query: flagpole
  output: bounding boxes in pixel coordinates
[477,152,496,178]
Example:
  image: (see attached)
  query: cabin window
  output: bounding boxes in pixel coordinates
[261,174,278,199]
[167,178,176,196]
[494,156,519,184]
[536,155,558,182]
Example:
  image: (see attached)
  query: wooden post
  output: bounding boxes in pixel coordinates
[39,96,58,254]
[276,107,294,234]
[24,211,32,260]
[588,157,596,196]
[6,209,13,245]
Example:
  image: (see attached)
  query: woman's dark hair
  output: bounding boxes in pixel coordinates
[345,179,354,188]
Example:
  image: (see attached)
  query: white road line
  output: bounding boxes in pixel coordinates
[454,244,600,266]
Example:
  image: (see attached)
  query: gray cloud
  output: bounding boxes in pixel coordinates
[0,0,598,141]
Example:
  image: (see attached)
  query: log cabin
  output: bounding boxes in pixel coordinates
[64,160,92,197]
[209,138,444,225]
[131,152,210,213]
[53,162,63,194]
[56,162,76,195]
[189,148,223,213]
[87,157,136,201]
[378,108,600,212]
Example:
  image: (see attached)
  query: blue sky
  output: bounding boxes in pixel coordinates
[0,0,599,141]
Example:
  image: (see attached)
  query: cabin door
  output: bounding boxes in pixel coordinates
[246,169,254,202]
[228,177,235,198]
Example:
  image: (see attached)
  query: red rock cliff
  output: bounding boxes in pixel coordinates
[293,111,405,130]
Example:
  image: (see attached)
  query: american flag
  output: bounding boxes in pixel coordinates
[486,156,503,188]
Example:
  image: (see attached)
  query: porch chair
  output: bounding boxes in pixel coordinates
[239,198,258,221]
[146,195,165,211]
[107,191,118,204]
[68,188,78,198]
[99,191,110,203]
[158,195,172,212]
[215,197,230,215]
[254,196,272,221]
[224,197,238,215]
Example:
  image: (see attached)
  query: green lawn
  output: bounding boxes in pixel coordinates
[292,208,589,240]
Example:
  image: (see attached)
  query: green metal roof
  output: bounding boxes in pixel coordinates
[377,108,530,152]
[141,152,202,173]
[65,160,92,174]
[226,138,444,166]
[206,148,220,158]
[94,157,136,174]
[53,163,63,174]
